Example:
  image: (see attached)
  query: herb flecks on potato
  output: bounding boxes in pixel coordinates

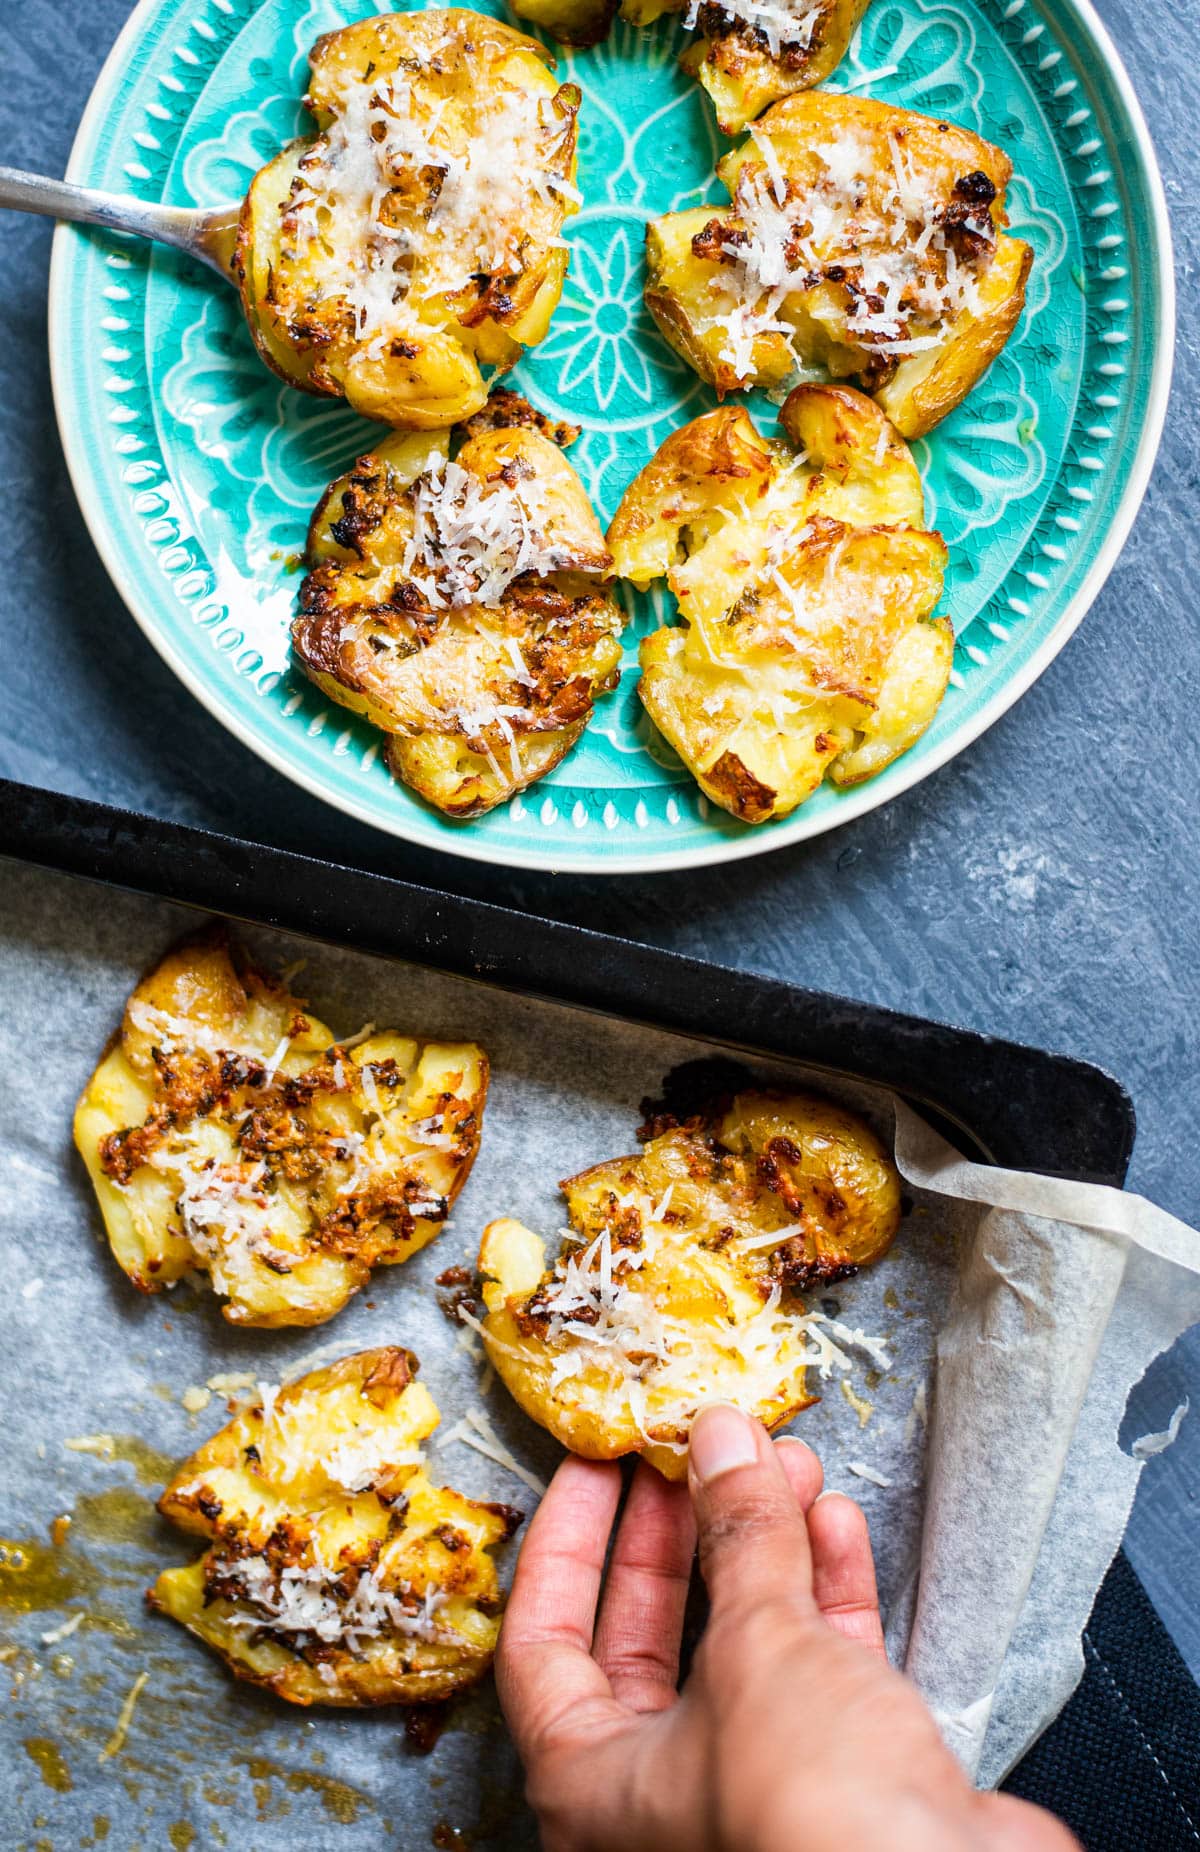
[646,92,1032,436]
[295,410,623,818]
[74,931,488,1327]
[476,1091,902,1480]
[607,384,953,823]
[235,10,582,429]
[149,1348,521,1707]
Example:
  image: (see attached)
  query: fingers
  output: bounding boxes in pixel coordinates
[807,1491,887,1658]
[496,1454,623,1760]
[592,1460,697,1713]
[977,1793,1083,1851]
[773,1435,824,1511]
[688,1404,815,1626]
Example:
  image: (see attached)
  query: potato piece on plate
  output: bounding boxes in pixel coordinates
[675,0,871,136]
[295,408,623,818]
[607,384,953,823]
[511,0,866,131]
[149,1348,521,1706]
[646,92,1032,436]
[74,930,488,1326]
[477,1090,901,1479]
[235,10,581,429]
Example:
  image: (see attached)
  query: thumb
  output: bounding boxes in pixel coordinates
[687,1404,815,1625]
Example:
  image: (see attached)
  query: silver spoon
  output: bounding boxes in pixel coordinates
[0,166,239,278]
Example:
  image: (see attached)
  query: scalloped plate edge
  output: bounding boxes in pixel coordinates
[47,0,1175,876]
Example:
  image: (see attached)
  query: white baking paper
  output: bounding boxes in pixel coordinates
[0,859,1197,1847]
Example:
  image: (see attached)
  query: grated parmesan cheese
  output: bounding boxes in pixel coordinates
[821,1319,892,1372]
[221,1548,448,1651]
[401,457,557,611]
[437,1407,547,1498]
[708,134,992,381]
[98,1670,149,1764]
[682,0,824,60]
[41,1612,85,1647]
[285,58,574,350]
[846,1460,891,1488]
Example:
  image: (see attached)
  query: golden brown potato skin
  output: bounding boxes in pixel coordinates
[511,0,867,130]
[149,1348,521,1707]
[510,0,619,47]
[295,411,623,819]
[645,91,1031,436]
[607,384,953,824]
[235,11,580,429]
[74,929,488,1326]
[478,1089,901,1480]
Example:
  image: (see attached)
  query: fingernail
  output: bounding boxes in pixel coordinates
[774,1436,814,1453]
[689,1403,758,1484]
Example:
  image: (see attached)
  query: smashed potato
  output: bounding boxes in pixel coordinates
[235,11,581,429]
[646,92,1032,437]
[607,384,953,823]
[150,1348,521,1706]
[477,1090,901,1479]
[295,400,623,818]
[511,0,866,132]
[74,930,487,1326]
[671,0,871,136]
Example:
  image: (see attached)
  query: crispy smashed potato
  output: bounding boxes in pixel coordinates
[235,11,581,429]
[674,0,870,136]
[477,1090,901,1479]
[149,1348,521,1706]
[607,384,952,823]
[74,931,487,1327]
[295,405,623,818]
[511,0,866,132]
[646,92,1032,437]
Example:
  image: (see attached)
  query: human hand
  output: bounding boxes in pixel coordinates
[496,1404,1079,1852]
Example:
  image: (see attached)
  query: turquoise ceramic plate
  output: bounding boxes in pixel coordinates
[50,0,1172,873]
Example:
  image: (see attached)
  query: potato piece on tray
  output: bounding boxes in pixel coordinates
[476,1090,901,1479]
[646,92,1032,436]
[150,1348,521,1707]
[74,930,488,1326]
[236,10,582,429]
[607,383,953,823]
[295,399,623,818]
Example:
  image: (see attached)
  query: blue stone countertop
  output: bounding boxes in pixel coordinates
[1,0,1197,1669]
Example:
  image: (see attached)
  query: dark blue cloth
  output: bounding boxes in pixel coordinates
[1005,1551,1200,1850]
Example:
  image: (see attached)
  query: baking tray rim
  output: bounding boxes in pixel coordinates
[0,776,1135,1188]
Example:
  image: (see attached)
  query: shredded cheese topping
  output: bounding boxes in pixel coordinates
[438,1406,548,1498]
[683,0,824,59]
[97,1671,150,1765]
[710,131,992,380]
[489,1196,890,1452]
[285,49,574,349]
[251,1380,425,1492]
[221,1549,447,1651]
[846,1460,891,1488]
[401,458,556,609]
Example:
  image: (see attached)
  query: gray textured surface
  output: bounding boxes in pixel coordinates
[0,0,1197,1714]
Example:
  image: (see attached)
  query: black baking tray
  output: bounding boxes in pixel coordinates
[0,776,1135,1186]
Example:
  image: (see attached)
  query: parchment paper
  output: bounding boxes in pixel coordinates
[1,859,1197,1848]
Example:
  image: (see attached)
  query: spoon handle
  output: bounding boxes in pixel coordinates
[0,167,238,278]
